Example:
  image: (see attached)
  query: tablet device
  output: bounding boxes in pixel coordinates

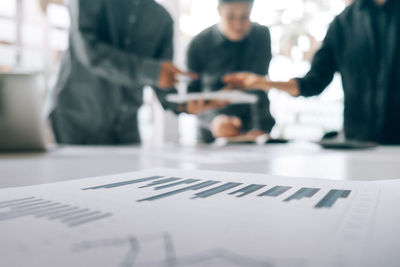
[166,90,258,105]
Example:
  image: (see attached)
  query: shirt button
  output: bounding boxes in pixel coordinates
[129,15,136,24]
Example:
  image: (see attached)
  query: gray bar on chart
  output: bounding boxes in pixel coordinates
[30,205,69,217]
[0,202,60,218]
[0,203,64,221]
[230,184,266,197]
[315,190,351,208]
[68,213,113,227]
[259,186,292,197]
[0,199,46,210]
[284,188,320,202]
[0,197,39,208]
[139,177,181,188]
[0,197,36,206]
[10,200,53,210]
[62,211,102,223]
[34,205,71,218]
[138,181,220,202]
[194,182,242,199]
[82,176,164,190]
[154,179,200,190]
[48,208,90,220]
[37,206,78,218]
[43,207,79,220]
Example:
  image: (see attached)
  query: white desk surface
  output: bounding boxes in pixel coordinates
[0,142,399,188]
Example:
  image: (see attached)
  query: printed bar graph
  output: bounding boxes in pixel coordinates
[0,203,62,220]
[229,184,266,197]
[139,177,181,188]
[259,186,292,197]
[154,179,200,190]
[193,182,242,199]
[83,176,164,190]
[315,190,351,208]
[138,181,220,202]
[81,175,352,209]
[284,188,320,202]
[0,197,36,207]
[37,206,79,219]
[68,213,113,227]
[0,197,112,227]
[0,198,43,208]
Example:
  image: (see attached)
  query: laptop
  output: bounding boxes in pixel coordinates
[0,72,47,151]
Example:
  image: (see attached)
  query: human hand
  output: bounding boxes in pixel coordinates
[158,62,198,89]
[211,115,242,138]
[242,130,268,139]
[185,99,229,115]
[222,72,271,91]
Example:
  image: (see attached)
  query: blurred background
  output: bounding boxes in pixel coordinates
[0,0,351,145]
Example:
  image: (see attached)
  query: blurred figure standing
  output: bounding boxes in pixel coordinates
[48,0,197,145]
[186,0,275,142]
[225,0,400,144]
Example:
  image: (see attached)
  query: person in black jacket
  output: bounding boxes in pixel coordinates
[224,0,400,144]
[186,0,275,142]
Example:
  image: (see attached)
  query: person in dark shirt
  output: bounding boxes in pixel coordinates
[224,0,400,144]
[48,0,227,145]
[186,0,275,142]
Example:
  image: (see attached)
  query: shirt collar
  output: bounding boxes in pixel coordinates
[212,23,253,46]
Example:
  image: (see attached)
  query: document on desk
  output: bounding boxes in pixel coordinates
[0,168,399,267]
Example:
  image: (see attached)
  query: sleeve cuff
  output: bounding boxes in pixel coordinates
[139,59,162,87]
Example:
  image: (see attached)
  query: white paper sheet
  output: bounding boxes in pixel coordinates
[0,168,399,267]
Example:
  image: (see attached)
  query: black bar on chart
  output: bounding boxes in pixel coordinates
[229,184,266,197]
[315,189,351,208]
[82,176,164,190]
[154,179,200,190]
[194,182,242,198]
[284,188,320,202]
[259,186,292,197]
[139,177,181,188]
[138,181,220,202]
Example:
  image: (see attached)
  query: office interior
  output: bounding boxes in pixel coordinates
[0,0,351,145]
[0,1,399,266]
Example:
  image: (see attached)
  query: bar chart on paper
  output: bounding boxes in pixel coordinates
[83,174,353,209]
[0,197,112,227]
[0,168,393,267]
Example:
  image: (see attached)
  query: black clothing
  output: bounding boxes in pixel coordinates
[297,0,400,144]
[49,0,176,145]
[187,23,275,142]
